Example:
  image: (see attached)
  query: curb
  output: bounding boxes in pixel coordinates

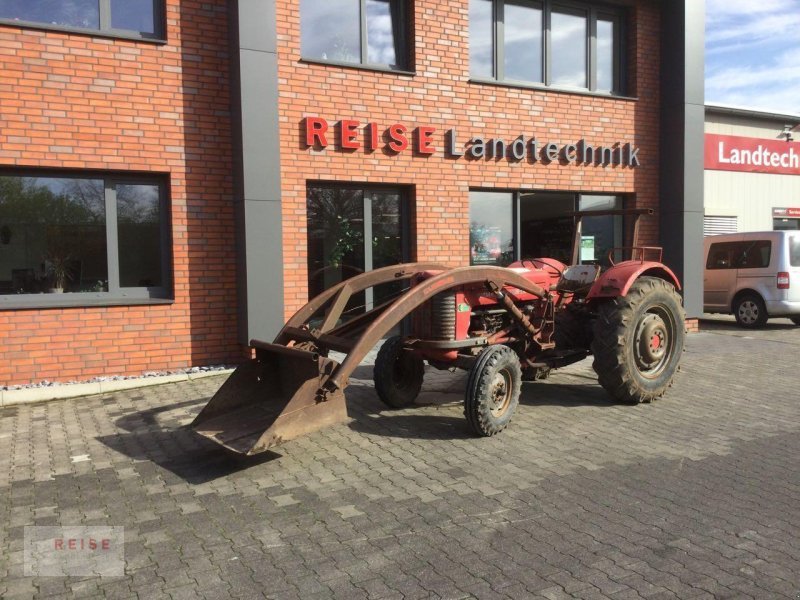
[0,369,234,408]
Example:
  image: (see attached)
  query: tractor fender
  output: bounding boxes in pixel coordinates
[586,261,682,299]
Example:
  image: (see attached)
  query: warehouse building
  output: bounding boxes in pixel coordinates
[0,0,704,385]
[705,104,800,235]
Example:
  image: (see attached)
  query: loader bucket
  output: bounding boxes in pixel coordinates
[190,342,347,455]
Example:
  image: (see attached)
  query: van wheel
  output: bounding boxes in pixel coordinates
[790,317,800,326]
[733,293,767,328]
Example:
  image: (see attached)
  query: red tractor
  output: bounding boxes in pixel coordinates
[192,209,685,455]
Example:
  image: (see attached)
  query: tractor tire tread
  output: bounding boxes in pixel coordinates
[374,336,424,409]
[464,345,522,436]
[591,277,685,404]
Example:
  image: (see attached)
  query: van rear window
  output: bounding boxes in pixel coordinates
[791,237,800,267]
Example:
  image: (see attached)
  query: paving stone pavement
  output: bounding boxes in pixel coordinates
[1,317,800,599]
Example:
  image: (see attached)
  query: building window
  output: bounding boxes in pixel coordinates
[470,190,623,266]
[301,0,409,71]
[0,173,171,305]
[0,0,164,40]
[469,0,624,94]
[307,184,409,318]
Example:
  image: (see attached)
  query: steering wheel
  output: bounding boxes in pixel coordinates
[520,258,564,278]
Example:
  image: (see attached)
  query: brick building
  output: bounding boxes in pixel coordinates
[0,0,703,386]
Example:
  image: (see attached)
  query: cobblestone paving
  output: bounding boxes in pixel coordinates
[2,318,800,598]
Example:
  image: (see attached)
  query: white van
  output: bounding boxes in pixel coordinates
[703,231,800,328]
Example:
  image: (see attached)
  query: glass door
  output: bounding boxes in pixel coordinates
[306,185,407,322]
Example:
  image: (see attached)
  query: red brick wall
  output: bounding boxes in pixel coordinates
[0,0,241,385]
[277,0,662,319]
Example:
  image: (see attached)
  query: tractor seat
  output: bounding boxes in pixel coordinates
[555,264,601,293]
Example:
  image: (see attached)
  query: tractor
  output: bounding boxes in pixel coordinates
[192,208,685,455]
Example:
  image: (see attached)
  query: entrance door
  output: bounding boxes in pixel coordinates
[774,217,800,230]
[519,192,575,263]
[306,185,407,321]
[518,193,622,265]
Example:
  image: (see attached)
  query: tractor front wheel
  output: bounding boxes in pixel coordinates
[465,345,522,436]
[374,336,424,409]
[591,277,685,404]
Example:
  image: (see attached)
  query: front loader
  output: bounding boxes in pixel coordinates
[192,209,686,455]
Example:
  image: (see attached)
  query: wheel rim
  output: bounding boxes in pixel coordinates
[489,368,513,418]
[633,307,675,378]
[737,300,759,325]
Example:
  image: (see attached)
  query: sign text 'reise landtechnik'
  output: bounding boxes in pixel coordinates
[304,117,641,168]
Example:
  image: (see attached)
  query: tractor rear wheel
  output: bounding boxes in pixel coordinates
[591,277,685,404]
[374,336,424,409]
[465,345,522,436]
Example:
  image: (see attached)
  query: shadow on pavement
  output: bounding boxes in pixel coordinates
[97,398,280,484]
[348,413,473,440]
[699,317,798,333]
[520,380,617,407]
[347,379,618,440]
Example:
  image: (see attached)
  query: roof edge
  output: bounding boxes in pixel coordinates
[706,103,800,125]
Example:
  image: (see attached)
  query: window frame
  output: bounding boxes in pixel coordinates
[471,0,626,96]
[300,0,411,72]
[0,0,167,43]
[0,170,173,310]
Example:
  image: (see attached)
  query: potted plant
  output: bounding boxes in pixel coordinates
[45,253,72,293]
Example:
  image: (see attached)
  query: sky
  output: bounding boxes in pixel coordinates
[706,0,800,115]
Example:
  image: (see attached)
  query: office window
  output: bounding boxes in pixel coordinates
[0,0,164,39]
[504,1,543,83]
[301,0,409,70]
[550,7,587,88]
[0,173,171,304]
[469,0,625,94]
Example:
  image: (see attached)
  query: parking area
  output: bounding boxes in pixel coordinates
[1,318,800,599]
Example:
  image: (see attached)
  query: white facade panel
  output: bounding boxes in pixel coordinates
[705,107,800,233]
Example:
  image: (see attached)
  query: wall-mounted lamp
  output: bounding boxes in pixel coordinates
[0,225,10,245]
[780,124,798,143]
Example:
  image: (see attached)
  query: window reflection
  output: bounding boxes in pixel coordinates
[117,184,163,288]
[307,187,365,301]
[469,0,494,78]
[0,177,107,294]
[110,0,156,35]
[550,9,587,88]
[578,195,622,265]
[504,1,542,82]
[301,0,406,68]
[366,0,400,68]
[596,18,615,92]
[301,0,361,63]
[470,191,514,266]
[0,0,100,29]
